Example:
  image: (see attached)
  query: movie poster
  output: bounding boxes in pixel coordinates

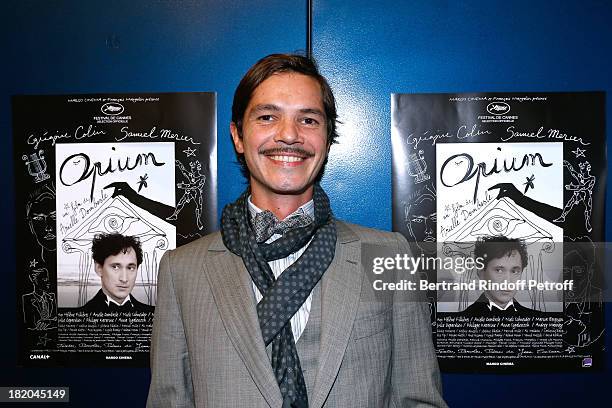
[392,92,605,371]
[14,93,216,366]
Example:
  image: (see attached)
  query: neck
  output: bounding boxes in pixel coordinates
[101,287,127,305]
[484,292,511,309]
[250,186,314,220]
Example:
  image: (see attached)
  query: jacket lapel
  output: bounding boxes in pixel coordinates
[203,234,283,407]
[310,221,362,408]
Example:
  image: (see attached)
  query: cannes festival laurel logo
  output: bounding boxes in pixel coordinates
[101,102,125,116]
[486,102,510,115]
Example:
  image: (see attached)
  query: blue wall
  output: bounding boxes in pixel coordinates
[1,0,610,406]
[1,1,305,405]
[314,1,611,407]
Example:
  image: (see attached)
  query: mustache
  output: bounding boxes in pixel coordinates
[259,146,314,157]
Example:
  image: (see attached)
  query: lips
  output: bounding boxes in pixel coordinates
[268,155,304,163]
[260,147,314,162]
[44,233,56,240]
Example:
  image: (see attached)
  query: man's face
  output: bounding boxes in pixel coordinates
[31,269,50,292]
[478,250,524,307]
[231,73,328,204]
[28,194,56,251]
[407,195,436,242]
[95,248,138,304]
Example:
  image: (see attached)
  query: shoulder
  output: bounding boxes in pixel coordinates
[513,300,545,316]
[80,290,105,312]
[335,220,406,246]
[162,231,224,265]
[460,293,488,315]
[462,301,486,316]
[130,295,155,312]
[157,231,228,290]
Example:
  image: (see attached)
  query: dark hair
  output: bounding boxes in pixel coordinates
[231,53,339,178]
[91,233,143,266]
[474,236,528,270]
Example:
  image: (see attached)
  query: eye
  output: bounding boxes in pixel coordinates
[469,208,524,237]
[32,214,45,221]
[411,217,424,223]
[301,117,320,126]
[430,214,437,222]
[88,205,138,235]
[257,114,275,122]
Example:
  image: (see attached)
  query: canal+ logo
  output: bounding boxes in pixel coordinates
[486,102,510,115]
[101,102,125,116]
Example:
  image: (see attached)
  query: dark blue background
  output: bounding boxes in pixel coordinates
[1,1,610,406]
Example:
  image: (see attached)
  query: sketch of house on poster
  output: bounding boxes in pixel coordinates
[435,142,563,312]
[55,142,176,308]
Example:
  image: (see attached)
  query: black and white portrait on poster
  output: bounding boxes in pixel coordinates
[14,93,217,367]
[392,92,605,372]
[56,142,176,309]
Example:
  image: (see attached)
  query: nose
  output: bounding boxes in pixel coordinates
[119,269,128,283]
[424,218,433,235]
[44,216,52,231]
[273,117,300,145]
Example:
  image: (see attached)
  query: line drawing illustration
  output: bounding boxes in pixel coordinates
[183,147,197,157]
[403,183,436,254]
[167,160,206,230]
[523,174,535,193]
[445,197,554,242]
[36,333,51,346]
[177,232,203,239]
[562,236,604,349]
[22,150,51,183]
[26,183,56,262]
[105,181,175,221]
[137,173,148,192]
[571,147,586,158]
[22,268,57,331]
[553,160,595,232]
[61,196,168,307]
[406,149,430,184]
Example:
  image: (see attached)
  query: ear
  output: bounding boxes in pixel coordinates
[230,122,244,154]
[94,263,103,277]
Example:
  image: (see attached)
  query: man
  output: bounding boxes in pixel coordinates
[148,54,445,407]
[22,267,57,330]
[462,235,542,316]
[26,183,56,262]
[80,233,154,313]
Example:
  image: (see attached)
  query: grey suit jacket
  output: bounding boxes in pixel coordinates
[147,221,446,407]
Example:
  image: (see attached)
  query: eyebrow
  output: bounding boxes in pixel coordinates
[249,104,325,118]
[251,104,280,114]
[299,108,325,117]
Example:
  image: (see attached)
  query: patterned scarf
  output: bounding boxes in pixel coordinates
[221,184,337,408]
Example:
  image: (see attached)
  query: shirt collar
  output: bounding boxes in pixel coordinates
[104,293,132,307]
[247,196,315,220]
[485,295,515,311]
